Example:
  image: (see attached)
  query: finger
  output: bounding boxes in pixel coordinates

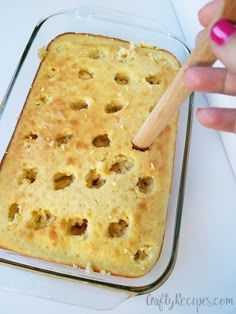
[196,107,236,133]
[198,0,220,27]
[195,30,205,45]
[210,20,236,73]
[184,67,236,96]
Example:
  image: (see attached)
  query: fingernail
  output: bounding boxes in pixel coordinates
[210,19,236,45]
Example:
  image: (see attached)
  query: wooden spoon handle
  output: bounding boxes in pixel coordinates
[133,0,236,150]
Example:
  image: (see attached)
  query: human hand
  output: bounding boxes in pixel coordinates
[183,0,236,133]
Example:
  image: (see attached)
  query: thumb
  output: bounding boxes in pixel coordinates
[210,19,236,73]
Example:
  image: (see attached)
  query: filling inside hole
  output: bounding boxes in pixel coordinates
[31,209,56,230]
[35,95,50,106]
[108,219,128,238]
[18,168,38,185]
[105,101,123,114]
[78,69,93,80]
[85,170,106,189]
[133,248,149,262]
[24,132,38,140]
[114,73,129,85]
[109,156,134,174]
[87,48,104,59]
[8,203,21,222]
[145,75,161,85]
[68,218,88,236]
[70,100,89,111]
[53,173,75,190]
[92,134,110,147]
[137,176,154,193]
[54,134,73,147]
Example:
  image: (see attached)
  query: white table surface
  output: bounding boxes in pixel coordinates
[0,1,236,313]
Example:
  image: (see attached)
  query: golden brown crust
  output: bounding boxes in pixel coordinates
[0,33,179,277]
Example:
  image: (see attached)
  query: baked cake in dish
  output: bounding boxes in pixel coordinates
[0,33,180,277]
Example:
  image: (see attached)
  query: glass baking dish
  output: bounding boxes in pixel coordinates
[0,4,193,310]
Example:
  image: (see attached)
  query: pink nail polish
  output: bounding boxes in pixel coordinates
[210,19,236,45]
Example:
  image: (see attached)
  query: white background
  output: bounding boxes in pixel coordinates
[0,1,236,313]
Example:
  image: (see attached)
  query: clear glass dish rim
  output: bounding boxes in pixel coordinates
[0,5,193,296]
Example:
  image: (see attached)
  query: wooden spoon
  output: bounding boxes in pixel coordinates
[133,0,236,150]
